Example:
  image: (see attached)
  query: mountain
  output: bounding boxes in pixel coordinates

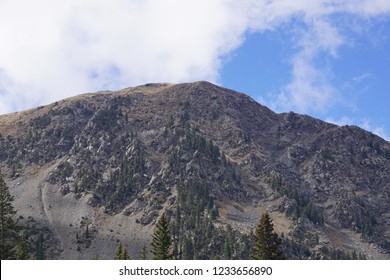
[0,81,389,259]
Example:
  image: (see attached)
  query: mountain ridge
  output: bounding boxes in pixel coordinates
[1,81,389,259]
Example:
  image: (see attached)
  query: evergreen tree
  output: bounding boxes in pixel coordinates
[251,212,284,260]
[121,244,130,260]
[114,242,131,260]
[139,245,148,260]
[223,238,232,260]
[15,236,29,260]
[35,233,45,260]
[114,242,122,260]
[0,175,16,259]
[182,236,194,260]
[151,213,173,260]
[223,225,233,259]
[35,233,44,260]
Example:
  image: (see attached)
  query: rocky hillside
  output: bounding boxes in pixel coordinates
[0,81,389,259]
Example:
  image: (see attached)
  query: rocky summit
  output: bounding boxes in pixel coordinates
[1,81,389,259]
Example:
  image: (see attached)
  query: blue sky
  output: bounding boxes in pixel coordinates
[1,0,390,140]
[221,15,390,139]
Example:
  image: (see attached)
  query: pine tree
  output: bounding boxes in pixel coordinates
[114,242,131,260]
[139,245,148,260]
[35,232,45,260]
[251,212,284,260]
[223,238,232,260]
[0,175,16,259]
[223,224,233,259]
[182,236,194,260]
[15,236,29,260]
[151,213,173,260]
[121,244,130,260]
[114,242,122,260]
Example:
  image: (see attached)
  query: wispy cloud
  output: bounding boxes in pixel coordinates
[325,116,353,126]
[352,73,372,83]
[326,116,390,141]
[360,120,390,141]
[261,5,388,115]
[269,19,341,114]
[0,0,390,115]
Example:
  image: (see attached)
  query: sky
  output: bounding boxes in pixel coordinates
[0,0,390,140]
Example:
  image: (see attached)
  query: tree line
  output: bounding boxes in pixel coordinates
[113,212,283,260]
[0,174,364,260]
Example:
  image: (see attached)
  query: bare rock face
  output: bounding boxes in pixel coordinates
[1,81,389,259]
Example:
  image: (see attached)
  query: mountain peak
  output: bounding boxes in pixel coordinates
[1,82,389,259]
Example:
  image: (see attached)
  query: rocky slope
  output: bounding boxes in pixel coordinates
[0,81,389,259]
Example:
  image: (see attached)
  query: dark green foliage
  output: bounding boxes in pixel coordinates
[304,202,324,225]
[181,128,222,164]
[327,247,366,260]
[180,111,190,126]
[283,237,311,259]
[114,242,131,260]
[0,175,16,259]
[2,84,388,261]
[223,236,232,259]
[0,110,80,166]
[384,149,390,161]
[167,115,175,129]
[75,168,98,194]
[14,236,29,260]
[176,182,215,228]
[102,141,145,212]
[321,147,334,161]
[151,214,173,260]
[35,233,44,260]
[251,212,283,260]
[139,245,148,260]
[243,131,251,143]
[170,178,252,260]
[181,236,194,260]
[355,207,377,238]
[75,217,96,250]
[269,174,324,225]
[172,213,251,260]
[165,126,249,259]
[49,161,74,184]
[114,242,122,259]
[30,114,52,130]
[66,133,147,213]
[180,101,190,126]
[52,106,74,116]
[92,105,123,131]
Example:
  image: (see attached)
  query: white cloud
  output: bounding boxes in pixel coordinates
[0,0,251,113]
[352,73,372,82]
[325,116,353,126]
[326,116,390,141]
[256,1,390,115]
[361,120,390,141]
[0,0,390,114]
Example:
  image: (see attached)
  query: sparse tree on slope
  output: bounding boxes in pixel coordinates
[251,212,284,260]
[151,213,173,260]
[114,242,131,260]
[139,245,148,260]
[15,236,29,260]
[0,175,16,259]
[114,242,122,260]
